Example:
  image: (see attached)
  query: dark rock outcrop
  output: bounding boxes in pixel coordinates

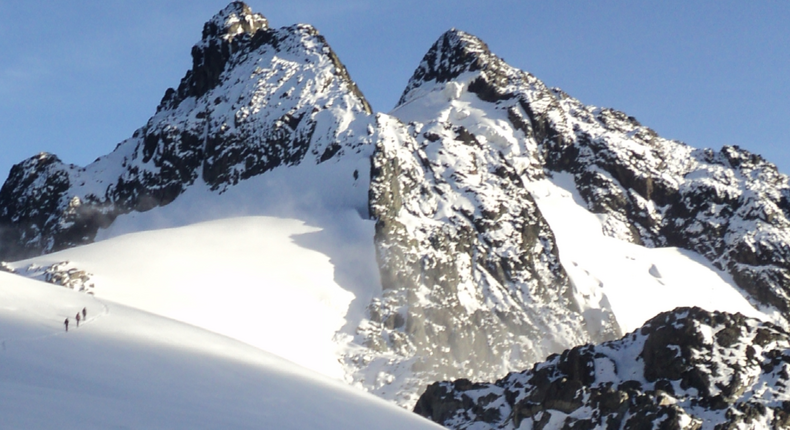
[415,307,790,430]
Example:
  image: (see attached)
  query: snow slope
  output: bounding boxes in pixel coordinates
[527,172,775,333]
[8,144,379,380]
[0,271,442,429]
[13,216,354,379]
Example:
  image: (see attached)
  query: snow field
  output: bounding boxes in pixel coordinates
[13,157,381,381]
[17,216,352,379]
[0,272,443,430]
[527,172,772,333]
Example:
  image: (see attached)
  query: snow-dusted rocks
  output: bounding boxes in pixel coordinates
[0,154,88,259]
[352,31,620,404]
[545,95,790,321]
[0,1,374,260]
[389,28,790,326]
[368,28,789,408]
[414,307,790,430]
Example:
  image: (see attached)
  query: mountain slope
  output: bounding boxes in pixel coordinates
[387,29,790,326]
[7,169,769,410]
[352,29,785,405]
[393,31,790,319]
[0,271,443,430]
[356,94,615,404]
[525,172,771,334]
[8,213,371,380]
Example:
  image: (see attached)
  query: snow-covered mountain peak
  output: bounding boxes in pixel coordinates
[397,28,511,107]
[397,28,490,106]
[360,31,622,407]
[201,1,268,42]
[158,3,371,114]
[392,27,790,327]
[0,4,375,260]
[160,2,270,110]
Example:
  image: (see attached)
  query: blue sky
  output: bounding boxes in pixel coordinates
[0,1,787,180]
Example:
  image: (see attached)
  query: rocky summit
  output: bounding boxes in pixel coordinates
[390,28,790,325]
[414,307,790,429]
[0,1,373,260]
[1,1,789,422]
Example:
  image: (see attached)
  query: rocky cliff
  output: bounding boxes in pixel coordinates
[348,31,622,404]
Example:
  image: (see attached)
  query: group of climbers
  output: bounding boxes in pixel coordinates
[64,307,87,332]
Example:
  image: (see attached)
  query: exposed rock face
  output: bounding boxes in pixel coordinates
[415,307,790,430]
[352,113,597,404]
[0,2,373,260]
[165,1,269,105]
[0,154,93,259]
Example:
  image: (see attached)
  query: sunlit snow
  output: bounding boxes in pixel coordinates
[12,158,381,381]
[527,172,772,333]
[0,272,442,429]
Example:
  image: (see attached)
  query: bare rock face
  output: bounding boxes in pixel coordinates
[415,307,790,430]
[0,2,372,260]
